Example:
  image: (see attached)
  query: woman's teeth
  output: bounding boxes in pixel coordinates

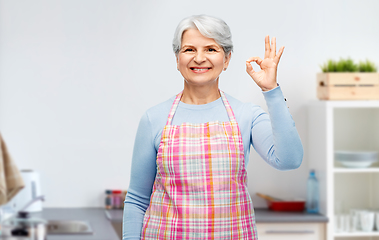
[192,68,209,71]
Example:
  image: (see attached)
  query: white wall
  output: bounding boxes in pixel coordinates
[0,0,378,208]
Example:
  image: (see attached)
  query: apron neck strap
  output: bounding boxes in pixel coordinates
[219,90,237,123]
[166,90,237,126]
[165,91,183,126]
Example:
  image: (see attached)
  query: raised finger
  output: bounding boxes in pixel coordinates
[274,46,285,64]
[270,37,276,58]
[264,35,270,59]
[246,56,263,66]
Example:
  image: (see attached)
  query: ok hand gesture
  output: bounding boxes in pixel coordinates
[246,36,284,91]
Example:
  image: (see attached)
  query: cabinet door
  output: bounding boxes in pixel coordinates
[256,223,326,240]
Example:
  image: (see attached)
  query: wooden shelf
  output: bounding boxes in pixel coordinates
[309,100,379,108]
[334,231,379,237]
[334,168,379,173]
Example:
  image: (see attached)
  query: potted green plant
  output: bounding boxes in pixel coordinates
[317,58,379,100]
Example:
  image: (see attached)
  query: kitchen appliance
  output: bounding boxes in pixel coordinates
[9,170,43,212]
[0,196,47,240]
[0,211,47,240]
[256,193,306,212]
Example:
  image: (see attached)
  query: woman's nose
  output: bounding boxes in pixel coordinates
[193,52,206,64]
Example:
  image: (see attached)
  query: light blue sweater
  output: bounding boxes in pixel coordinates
[123,86,303,239]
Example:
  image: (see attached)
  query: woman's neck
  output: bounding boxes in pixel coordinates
[181,80,220,105]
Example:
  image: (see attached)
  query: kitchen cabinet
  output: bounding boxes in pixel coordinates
[255,208,327,240]
[256,222,325,240]
[308,100,379,240]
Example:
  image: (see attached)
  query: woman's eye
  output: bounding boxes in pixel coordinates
[208,48,216,52]
[184,49,194,52]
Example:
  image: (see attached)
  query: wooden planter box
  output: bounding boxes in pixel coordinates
[317,73,379,100]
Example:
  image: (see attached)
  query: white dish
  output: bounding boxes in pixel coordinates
[337,160,375,168]
[335,151,378,162]
[335,151,378,168]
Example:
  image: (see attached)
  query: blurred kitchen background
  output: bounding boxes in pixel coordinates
[0,0,378,210]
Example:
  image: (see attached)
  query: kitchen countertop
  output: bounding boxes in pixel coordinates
[253,208,328,223]
[106,208,328,223]
[29,208,119,240]
[22,207,327,240]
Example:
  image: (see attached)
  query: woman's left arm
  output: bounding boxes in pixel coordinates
[251,86,303,170]
[247,35,303,170]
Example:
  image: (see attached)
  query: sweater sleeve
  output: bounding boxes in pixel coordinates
[123,112,157,239]
[251,86,303,170]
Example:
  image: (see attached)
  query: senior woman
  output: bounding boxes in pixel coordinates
[123,15,303,240]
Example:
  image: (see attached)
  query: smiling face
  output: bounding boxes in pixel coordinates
[177,29,230,87]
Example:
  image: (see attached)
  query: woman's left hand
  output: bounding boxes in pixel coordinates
[246,35,284,91]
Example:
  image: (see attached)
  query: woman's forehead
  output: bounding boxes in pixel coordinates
[181,29,220,47]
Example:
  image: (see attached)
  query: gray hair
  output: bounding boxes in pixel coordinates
[172,15,233,56]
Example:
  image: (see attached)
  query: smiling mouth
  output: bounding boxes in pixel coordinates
[190,67,211,72]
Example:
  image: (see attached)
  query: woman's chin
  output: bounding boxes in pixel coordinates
[184,78,219,87]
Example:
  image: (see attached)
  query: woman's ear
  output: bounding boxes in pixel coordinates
[176,55,179,70]
[224,52,232,70]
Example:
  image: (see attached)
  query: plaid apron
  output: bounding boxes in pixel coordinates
[141,91,257,239]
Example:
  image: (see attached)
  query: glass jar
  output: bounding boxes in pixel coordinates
[112,190,122,209]
[105,190,113,209]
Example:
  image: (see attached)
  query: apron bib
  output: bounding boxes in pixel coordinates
[141,91,257,240]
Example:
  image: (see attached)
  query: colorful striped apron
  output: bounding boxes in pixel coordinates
[141,91,257,239]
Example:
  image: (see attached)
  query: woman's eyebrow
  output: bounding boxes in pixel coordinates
[205,44,220,48]
[181,44,220,49]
